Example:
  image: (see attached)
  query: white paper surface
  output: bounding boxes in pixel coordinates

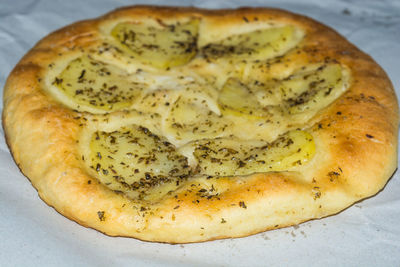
[1,0,399,266]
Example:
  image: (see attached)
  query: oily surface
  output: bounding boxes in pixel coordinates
[2,6,398,243]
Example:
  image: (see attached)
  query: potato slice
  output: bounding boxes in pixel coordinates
[163,96,232,144]
[201,25,299,61]
[192,130,315,176]
[89,125,190,199]
[192,138,265,176]
[111,20,199,69]
[281,64,346,115]
[245,130,315,172]
[243,64,347,120]
[218,78,273,119]
[54,56,144,112]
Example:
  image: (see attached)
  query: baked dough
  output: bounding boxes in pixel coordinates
[2,6,398,243]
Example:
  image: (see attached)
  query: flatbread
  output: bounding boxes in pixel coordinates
[2,6,398,243]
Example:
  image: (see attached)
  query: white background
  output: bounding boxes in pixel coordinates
[1,0,399,266]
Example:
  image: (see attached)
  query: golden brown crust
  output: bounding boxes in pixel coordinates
[2,6,398,243]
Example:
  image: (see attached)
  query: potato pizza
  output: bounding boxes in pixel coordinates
[2,6,398,243]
